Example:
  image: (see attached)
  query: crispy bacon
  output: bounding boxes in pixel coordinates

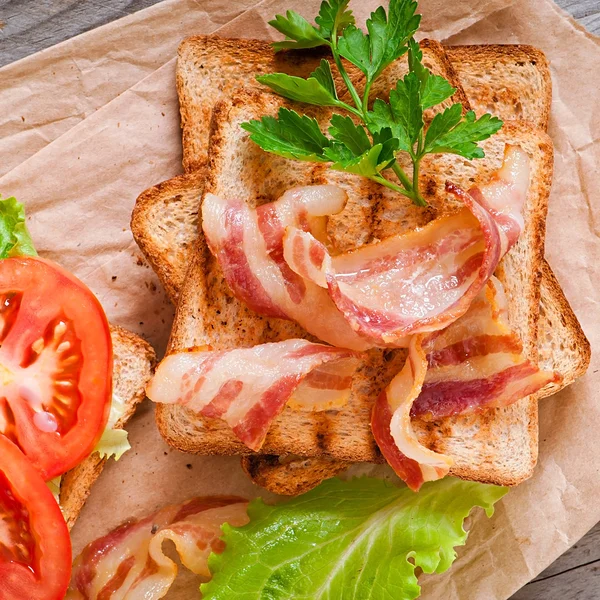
[283,146,530,346]
[147,339,360,451]
[372,277,561,491]
[66,497,249,600]
[201,185,373,351]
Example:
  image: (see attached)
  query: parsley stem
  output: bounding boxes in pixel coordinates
[410,131,427,206]
[330,34,363,114]
[361,80,373,116]
[410,158,427,206]
[391,163,413,192]
[370,175,413,199]
[336,101,363,120]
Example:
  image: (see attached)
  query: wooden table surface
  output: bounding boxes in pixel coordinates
[0,1,599,598]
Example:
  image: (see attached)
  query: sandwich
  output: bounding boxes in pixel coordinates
[132,38,589,494]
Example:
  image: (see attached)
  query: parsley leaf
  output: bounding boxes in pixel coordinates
[372,126,400,165]
[336,25,371,74]
[325,115,396,175]
[256,72,340,107]
[270,1,355,51]
[337,0,420,81]
[256,60,342,108]
[421,73,456,110]
[269,11,328,51]
[253,0,505,206]
[328,114,371,155]
[310,59,339,99]
[241,108,329,162]
[424,106,504,159]
[369,0,421,76]
[201,477,508,600]
[326,143,386,177]
[315,0,355,38]
[367,72,423,152]
[407,39,456,109]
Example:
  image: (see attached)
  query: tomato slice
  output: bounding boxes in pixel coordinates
[0,257,112,479]
[0,435,72,600]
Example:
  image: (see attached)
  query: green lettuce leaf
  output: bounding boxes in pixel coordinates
[47,477,62,504]
[95,428,130,461]
[201,477,508,600]
[0,195,37,258]
[94,393,130,461]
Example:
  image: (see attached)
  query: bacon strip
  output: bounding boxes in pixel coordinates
[66,497,249,600]
[147,339,360,451]
[372,277,561,492]
[283,146,530,346]
[201,185,372,351]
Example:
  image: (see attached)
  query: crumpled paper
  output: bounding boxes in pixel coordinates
[0,0,259,178]
[0,0,598,598]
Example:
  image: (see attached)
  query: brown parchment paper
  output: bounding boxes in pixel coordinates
[0,0,598,598]
[0,0,260,178]
[0,0,512,179]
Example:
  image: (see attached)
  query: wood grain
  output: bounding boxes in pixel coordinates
[556,0,600,34]
[0,0,598,598]
[512,520,600,599]
[0,0,163,67]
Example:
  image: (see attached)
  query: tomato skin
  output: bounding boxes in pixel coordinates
[0,435,72,600]
[0,257,112,479]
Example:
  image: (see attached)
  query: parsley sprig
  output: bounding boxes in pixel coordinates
[241,0,503,207]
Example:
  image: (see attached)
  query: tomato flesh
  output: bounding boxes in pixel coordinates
[0,435,71,600]
[0,257,112,479]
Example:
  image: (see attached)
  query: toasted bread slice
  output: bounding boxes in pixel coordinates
[139,39,585,492]
[536,260,591,397]
[240,455,351,496]
[133,40,588,492]
[446,45,552,131]
[58,325,156,530]
[131,170,205,304]
[154,81,554,486]
[177,36,468,173]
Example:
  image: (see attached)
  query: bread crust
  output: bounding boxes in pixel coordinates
[240,455,350,496]
[131,170,205,304]
[535,259,591,398]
